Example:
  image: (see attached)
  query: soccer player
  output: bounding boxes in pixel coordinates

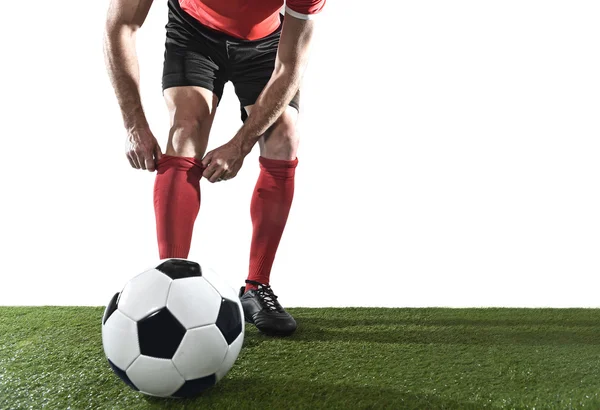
[103,0,324,336]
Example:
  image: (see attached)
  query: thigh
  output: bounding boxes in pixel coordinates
[162,1,229,102]
[230,20,300,122]
[164,86,218,158]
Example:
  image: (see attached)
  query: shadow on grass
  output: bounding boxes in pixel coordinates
[142,377,478,410]
[242,314,600,347]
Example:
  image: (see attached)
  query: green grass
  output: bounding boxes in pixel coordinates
[1,308,600,409]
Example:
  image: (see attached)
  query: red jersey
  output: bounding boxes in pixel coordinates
[178,0,325,40]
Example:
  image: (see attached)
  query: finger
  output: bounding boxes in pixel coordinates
[202,159,220,180]
[201,151,213,168]
[137,152,147,170]
[209,167,226,183]
[227,165,240,180]
[154,143,163,162]
[145,155,156,172]
[203,163,219,181]
[128,152,141,169]
[126,153,136,169]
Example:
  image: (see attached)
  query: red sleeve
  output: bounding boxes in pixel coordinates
[285,0,326,19]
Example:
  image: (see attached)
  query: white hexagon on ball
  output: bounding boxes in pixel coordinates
[172,324,228,380]
[202,266,239,302]
[102,310,140,370]
[118,269,172,321]
[127,356,185,397]
[216,331,244,381]
[167,277,222,329]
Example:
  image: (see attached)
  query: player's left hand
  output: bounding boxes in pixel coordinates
[201,140,246,183]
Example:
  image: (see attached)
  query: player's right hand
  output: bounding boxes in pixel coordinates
[125,127,163,172]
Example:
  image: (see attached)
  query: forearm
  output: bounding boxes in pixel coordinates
[235,65,301,154]
[233,13,314,154]
[103,27,148,130]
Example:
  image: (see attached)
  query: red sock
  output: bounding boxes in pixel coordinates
[246,156,298,292]
[154,155,204,259]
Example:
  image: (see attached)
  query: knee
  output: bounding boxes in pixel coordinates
[171,118,202,140]
[261,114,299,160]
[168,117,207,157]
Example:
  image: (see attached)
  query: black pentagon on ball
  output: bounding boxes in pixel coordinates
[108,359,139,391]
[156,259,202,280]
[137,308,186,359]
[172,374,216,398]
[216,298,242,345]
[102,292,119,325]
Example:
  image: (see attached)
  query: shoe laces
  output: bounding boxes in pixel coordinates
[246,280,282,312]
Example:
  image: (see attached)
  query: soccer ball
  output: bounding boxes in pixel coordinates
[101,259,244,398]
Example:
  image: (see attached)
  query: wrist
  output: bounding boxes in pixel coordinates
[123,106,149,131]
[232,132,255,156]
[124,117,149,133]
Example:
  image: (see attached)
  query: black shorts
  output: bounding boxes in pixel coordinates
[162,0,300,122]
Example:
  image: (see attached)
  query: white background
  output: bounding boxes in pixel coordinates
[0,0,599,307]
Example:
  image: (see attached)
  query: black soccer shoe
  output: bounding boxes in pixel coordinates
[239,280,297,336]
